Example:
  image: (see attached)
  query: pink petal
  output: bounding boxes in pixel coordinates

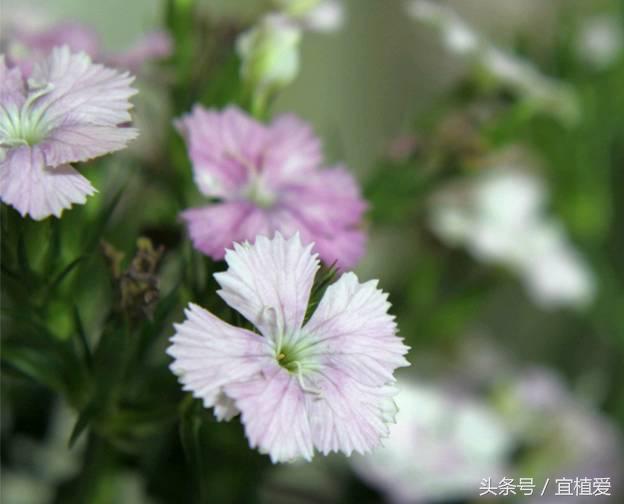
[21,22,101,59]
[29,46,137,130]
[40,123,138,167]
[214,233,319,344]
[309,374,400,456]
[225,366,315,462]
[275,209,367,270]
[175,105,267,198]
[262,113,322,185]
[167,303,271,415]
[0,146,96,220]
[283,166,366,226]
[181,201,263,260]
[303,272,409,387]
[279,166,367,268]
[0,56,25,106]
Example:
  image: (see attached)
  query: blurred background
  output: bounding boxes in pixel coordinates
[1,0,623,503]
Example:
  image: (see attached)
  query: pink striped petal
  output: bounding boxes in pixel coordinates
[225,366,315,462]
[0,146,95,220]
[40,123,138,166]
[214,233,319,343]
[262,113,322,185]
[175,105,267,198]
[29,45,137,130]
[303,273,409,387]
[167,303,271,415]
[0,57,25,106]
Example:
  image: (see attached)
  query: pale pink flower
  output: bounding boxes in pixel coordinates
[176,106,367,269]
[1,9,172,75]
[168,233,409,462]
[0,46,137,220]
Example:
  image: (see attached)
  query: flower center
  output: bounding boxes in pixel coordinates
[0,82,54,150]
[276,342,305,372]
[244,173,277,208]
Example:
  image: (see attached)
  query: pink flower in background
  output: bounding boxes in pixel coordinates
[1,9,172,75]
[0,46,137,220]
[176,106,367,268]
[168,233,409,462]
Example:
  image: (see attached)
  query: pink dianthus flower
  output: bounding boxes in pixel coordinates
[168,233,409,462]
[175,105,367,269]
[0,46,137,219]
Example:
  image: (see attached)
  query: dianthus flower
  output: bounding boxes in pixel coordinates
[176,106,367,268]
[168,233,409,462]
[0,46,137,219]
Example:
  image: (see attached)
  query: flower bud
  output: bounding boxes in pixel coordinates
[236,13,301,112]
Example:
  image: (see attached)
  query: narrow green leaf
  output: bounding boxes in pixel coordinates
[48,256,85,293]
[72,304,93,371]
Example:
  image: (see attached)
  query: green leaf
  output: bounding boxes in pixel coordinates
[47,256,85,294]
[72,304,93,371]
[69,402,99,448]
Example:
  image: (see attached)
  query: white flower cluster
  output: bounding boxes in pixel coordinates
[429,158,595,309]
[352,380,512,503]
[576,14,624,70]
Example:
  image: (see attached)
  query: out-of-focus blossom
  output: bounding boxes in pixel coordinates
[576,15,624,70]
[274,0,345,33]
[236,14,301,111]
[0,47,137,220]
[1,8,172,75]
[429,156,595,308]
[406,0,478,55]
[499,368,623,502]
[168,233,410,463]
[519,223,595,309]
[1,401,84,504]
[406,0,580,125]
[175,105,366,268]
[351,380,512,503]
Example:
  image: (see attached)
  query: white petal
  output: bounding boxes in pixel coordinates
[29,45,137,129]
[167,303,271,413]
[214,233,319,344]
[303,272,409,386]
[309,374,400,456]
[225,366,315,462]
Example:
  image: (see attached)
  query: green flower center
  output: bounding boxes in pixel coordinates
[0,83,54,150]
[274,338,322,396]
[276,342,306,372]
[244,174,277,209]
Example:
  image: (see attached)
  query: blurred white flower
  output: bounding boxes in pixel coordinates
[501,368,623,501]
[577,15,624,70]
[351,380,512,504]
[406,0,478,54]
[274,0,344,33]
[406,0,580,125]
[429,159,595,309]
[237,13,302,111]
[520,223,595,309]
[1,401,84,504]
[0,472,52,504]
